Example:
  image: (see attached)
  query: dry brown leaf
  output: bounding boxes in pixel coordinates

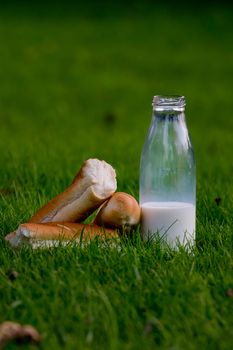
[0,321,41,348]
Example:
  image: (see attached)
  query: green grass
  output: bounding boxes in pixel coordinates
[0,3,233,349]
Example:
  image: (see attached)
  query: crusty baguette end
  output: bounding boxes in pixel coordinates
[94,192,141,229]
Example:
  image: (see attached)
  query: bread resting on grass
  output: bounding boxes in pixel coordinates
[8,222,118,248]
[5,158,117,242]
[4,160,142,247]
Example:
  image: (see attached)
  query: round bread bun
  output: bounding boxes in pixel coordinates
[94,192,141,230]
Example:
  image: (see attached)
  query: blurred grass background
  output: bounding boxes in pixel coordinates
[1,1,233,174]
[0,1,233,349]
[1,1,233,221]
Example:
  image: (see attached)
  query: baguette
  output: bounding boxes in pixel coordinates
[30,159,117,223]
[94,192,141,230]
[5,159,116,243]
[8,222,118,248]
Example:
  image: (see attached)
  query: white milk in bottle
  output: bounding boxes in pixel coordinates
[141,202,195,246]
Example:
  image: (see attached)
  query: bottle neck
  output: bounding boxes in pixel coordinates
[149,98,189,157]
[152,109,185,124]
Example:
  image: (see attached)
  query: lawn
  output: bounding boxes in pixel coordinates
[0,2,233,349]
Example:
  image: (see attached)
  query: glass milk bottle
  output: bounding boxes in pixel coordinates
[140,96,196,247]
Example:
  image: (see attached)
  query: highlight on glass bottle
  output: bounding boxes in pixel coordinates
[139,95,196,247]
